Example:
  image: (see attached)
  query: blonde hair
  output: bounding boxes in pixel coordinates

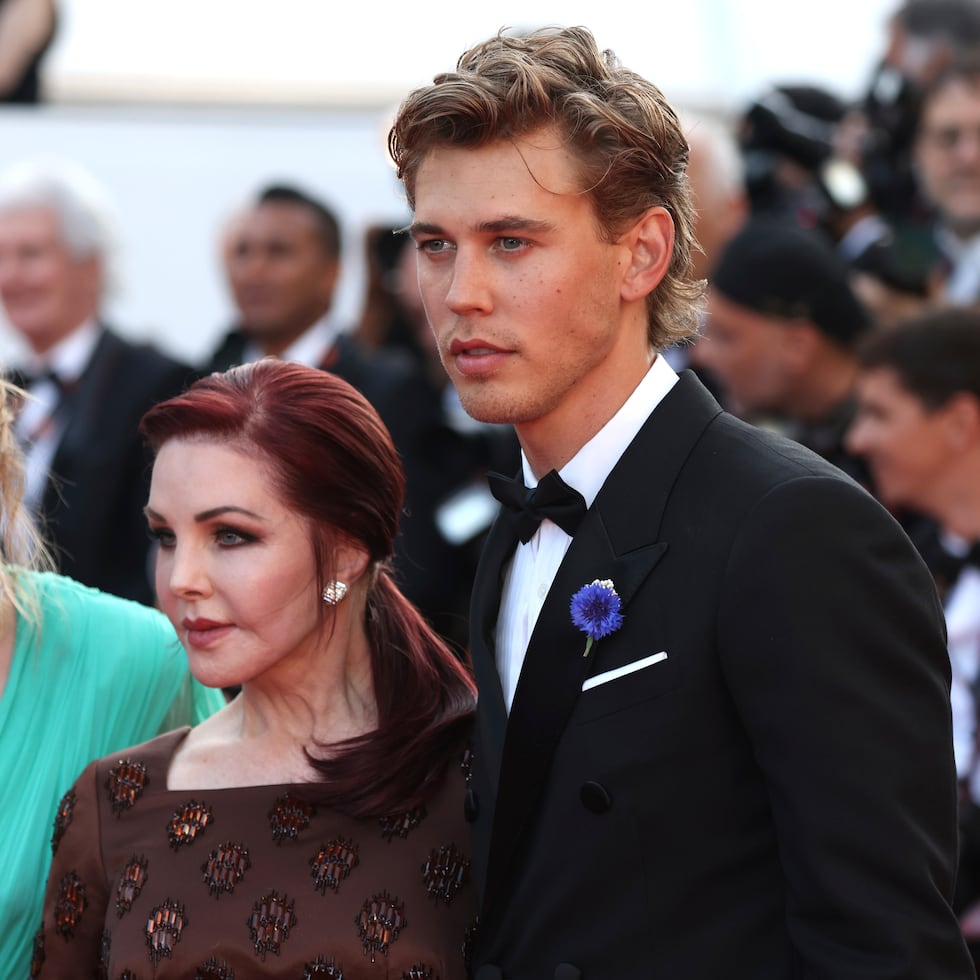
[0,380,54,635]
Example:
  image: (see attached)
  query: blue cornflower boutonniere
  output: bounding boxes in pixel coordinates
[570,579,624,657]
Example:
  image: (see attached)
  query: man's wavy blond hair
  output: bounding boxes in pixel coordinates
[388,25,705,351]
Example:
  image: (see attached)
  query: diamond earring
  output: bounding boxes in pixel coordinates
[321,581,348,605]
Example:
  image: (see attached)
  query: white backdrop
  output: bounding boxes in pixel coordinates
[45,0,896,112]
[0,105,407,366]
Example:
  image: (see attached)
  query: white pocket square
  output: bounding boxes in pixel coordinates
[582,651,668,692]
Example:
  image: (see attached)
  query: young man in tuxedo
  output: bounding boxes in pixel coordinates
[388,26,973,980]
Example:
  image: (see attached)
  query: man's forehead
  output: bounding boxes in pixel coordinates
[923,78,980,120]
[229,203,322,242]
[414,131,585,200]
[0,204,61,240]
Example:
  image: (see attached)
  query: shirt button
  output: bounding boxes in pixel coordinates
[537,584,547,599]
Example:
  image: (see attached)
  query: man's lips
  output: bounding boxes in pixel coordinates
[449,338,506,356]
[448,338,512,376]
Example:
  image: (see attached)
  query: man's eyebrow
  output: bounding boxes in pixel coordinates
[408,221,443,239]
[477,217,555,234]
[409,217,555,238]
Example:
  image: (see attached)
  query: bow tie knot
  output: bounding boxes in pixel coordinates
[487,468,588,543]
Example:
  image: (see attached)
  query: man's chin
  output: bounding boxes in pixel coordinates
[947,208,980,240]
[455,390,519,426]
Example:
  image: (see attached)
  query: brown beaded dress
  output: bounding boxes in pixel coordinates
[32,728,476,979]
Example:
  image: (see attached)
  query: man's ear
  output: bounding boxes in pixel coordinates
[620,206,674,303]
[943,391,980,451]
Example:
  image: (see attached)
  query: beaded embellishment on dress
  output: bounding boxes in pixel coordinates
[355,891,406,960]
[54,871,87,938]
[106,759,149,816]
[50,787,76,854]
[194,954,236,979]
[304,954,344,977]
[168,800,214,849]
[246,890,297,960]
[202,841,250,897]
[422,843,470,906]
[269,793,315,843]
[402,966,436,980]
[115,855,149,917]
[379,805,427,842]
[310,838,359,894]
[145,898,187,964]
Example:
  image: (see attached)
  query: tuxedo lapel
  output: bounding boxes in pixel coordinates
[44,329,122,511]
[478,370,723,930]
[469,503,521,797]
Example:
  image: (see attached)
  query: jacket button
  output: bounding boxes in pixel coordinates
[580,780,612,813]
[464,787,479,822]
[554,964,583,980]
[474,966,504,980]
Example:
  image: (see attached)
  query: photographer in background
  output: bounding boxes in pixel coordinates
[857,0,980,224]
[737,81,936,324]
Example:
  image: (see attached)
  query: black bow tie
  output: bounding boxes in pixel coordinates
[487,468,588,544]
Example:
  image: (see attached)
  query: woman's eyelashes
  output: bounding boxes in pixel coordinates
[212,526,259,547]
[146,524,260,549]
[147,524,175,548]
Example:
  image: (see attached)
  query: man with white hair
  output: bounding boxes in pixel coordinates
[0,160,191,604]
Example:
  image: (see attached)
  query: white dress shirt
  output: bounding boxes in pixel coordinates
[948,569,980,785]
[15,319,101,513]
[241,314,345,368]
[937,227,980,306]
[496,355,679,711]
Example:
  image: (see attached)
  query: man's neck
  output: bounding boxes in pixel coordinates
[520,353,677,488]
[931,456,980,541]
[26,317,101,378]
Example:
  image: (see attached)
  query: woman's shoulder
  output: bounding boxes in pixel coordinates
[24,570,178,648]
[91,726,191,784]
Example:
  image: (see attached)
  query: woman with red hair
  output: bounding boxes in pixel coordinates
[33,359,478,978]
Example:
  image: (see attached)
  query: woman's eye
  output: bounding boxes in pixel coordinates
[148,527,175,549]
[215,527,256,547]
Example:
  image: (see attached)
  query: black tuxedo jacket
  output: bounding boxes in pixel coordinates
[468,372,973,980]
[16,327,192,605]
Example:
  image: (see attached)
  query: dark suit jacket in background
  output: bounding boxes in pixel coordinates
[16,327,192,606]
[469,371,973,980]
